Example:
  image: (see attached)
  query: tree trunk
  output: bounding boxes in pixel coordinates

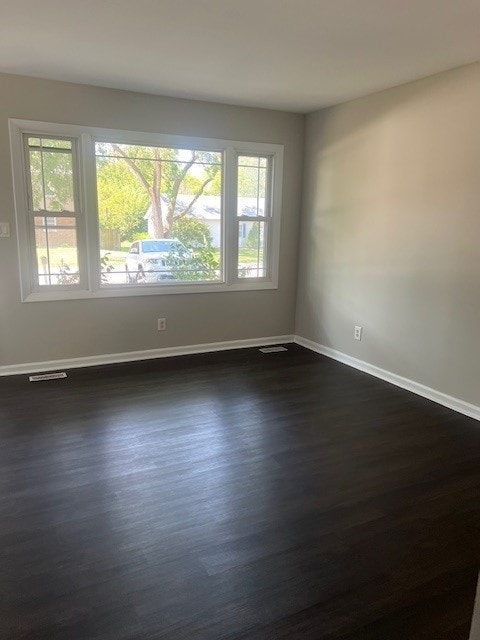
[151,151,165,237]
[151,192,164,238]
[167,152,197,235]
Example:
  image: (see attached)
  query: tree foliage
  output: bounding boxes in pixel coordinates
[96,159,149,238]
[95,143,221,239]
[29,143,75,212]
[171,216,213,249]
[29,141,261,247]
[167,217,219,281]
[205,161,262,198]
[246,221,260,249]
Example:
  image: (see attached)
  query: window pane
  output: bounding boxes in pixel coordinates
[29,150,45,210]
[97,143,221,165]
[237,155,269,218]
[39,138,72,150]
[95,143,223,285]
[42,151,74,212]
[27,138,75,212]
[34,216,79,286]
[238,221,266,279]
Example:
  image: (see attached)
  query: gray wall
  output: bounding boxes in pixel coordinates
[296,63,480,407]
[0,73,304,366]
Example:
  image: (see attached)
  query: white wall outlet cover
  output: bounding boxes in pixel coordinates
[354,326,363,340]
[0,222,10,237]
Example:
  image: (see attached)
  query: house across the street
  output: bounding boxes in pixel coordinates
[144,195,265,247]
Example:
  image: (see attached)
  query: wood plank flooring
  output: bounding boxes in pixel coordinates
[0,344,479,639]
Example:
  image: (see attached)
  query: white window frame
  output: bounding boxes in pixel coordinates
[9,119,284,302]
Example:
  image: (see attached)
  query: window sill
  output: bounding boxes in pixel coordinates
[22,280,278,302]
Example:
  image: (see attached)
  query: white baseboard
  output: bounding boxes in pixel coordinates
[294,335,480,422]
[4,333,479,423]
[0,334,294,377]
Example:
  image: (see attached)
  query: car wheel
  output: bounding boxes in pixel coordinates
[136,266,146,283]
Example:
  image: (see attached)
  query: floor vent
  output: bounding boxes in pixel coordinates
[259,346,288,353]
[29,372,68,382]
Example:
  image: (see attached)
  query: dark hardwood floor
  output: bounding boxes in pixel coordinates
[0,344,479,640]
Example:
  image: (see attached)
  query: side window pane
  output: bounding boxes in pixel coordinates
[237,155,268,217]
[27,138,75,212]
[237,155,270,279]
[34,216,80,286]
[95,143,223,285]
[238,220,266,278]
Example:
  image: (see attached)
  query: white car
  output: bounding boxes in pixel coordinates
[125,239,186,283]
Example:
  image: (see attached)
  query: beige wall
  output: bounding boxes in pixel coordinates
[296,63,480,407]
[0,73,304,366]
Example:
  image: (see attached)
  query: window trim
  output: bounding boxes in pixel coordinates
[9,119,283,302]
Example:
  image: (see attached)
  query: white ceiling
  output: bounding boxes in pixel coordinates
[0,0,479,113]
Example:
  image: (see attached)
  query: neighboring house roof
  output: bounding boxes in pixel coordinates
[144,195,265,222]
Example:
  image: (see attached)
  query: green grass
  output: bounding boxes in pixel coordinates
[38,247,79,269]
[40,247,126,271]
[212,248,264,264]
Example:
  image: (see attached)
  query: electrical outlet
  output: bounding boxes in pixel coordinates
[157,318,166,331]
[354,325,362,341]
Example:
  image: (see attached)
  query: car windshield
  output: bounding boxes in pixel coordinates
[141,240,180,253]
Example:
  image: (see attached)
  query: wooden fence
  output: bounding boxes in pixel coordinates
[100,228,121,250]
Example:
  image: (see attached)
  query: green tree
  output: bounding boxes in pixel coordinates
[237,165,261,198]
[205,170,222,196]
[96,159,149,238]
[246,221,260,249]
[29,141,75,212]
[97,144,221,238]
[171,216,213,249]
[167,217,219,281]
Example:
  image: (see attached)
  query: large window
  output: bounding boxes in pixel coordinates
[10,120,283,301]
[95,143,223,285]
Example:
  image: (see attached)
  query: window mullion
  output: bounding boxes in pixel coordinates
[80,133,100,291]
[224,146,237,285]
[70,137,88,291]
